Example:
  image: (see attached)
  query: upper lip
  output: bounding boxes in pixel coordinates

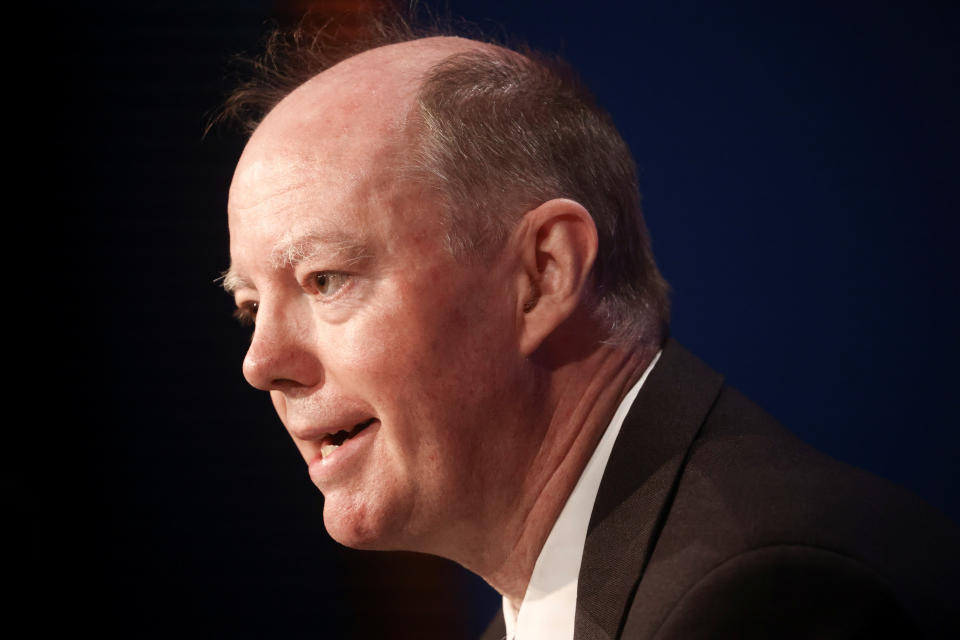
[324,418,376,446]
[287,414,377,442]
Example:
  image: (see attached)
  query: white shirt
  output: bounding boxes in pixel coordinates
[502,351,662,640]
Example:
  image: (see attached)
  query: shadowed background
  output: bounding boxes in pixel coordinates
[42,0,957,637]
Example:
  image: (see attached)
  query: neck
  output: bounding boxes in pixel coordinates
[477,338,659,607]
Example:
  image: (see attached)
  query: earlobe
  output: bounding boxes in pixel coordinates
[516,199,598,355]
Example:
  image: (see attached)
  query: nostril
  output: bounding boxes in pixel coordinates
[271,376,321,398]
[271,377,300,390]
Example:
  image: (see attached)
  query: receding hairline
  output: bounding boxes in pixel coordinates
[294,35,511,91]
[248,35,522,144]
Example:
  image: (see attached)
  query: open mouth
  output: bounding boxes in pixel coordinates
[319,418,376,459]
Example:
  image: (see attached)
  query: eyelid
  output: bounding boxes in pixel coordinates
[233,300,259,327]
[303,270,352,299]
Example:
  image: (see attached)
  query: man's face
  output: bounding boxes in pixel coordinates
[226,62,537,554]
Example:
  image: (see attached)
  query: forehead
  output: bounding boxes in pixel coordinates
[230,35,481,202]
[228,75,409,215]
[228,69,414,262]
[227,134,423,283]
[227,38,488,279]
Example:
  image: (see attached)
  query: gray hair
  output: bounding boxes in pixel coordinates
[409,48,669,346]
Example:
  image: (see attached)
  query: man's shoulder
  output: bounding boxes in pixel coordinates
[621,374,959,638]
[638,542,921,639]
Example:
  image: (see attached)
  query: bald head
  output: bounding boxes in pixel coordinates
[230,37,488,213]
[258,36,483,139]
[226,30,668,346]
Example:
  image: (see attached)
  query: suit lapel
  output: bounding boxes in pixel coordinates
[479,611,507,640]
[574,340,724,639]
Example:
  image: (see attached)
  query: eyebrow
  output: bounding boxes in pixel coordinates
[220,230,372,295]
[218,269,249,295]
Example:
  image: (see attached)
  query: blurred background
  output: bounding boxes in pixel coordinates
[38,0,957,637]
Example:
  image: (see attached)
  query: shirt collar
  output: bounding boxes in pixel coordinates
[503,350,662,640]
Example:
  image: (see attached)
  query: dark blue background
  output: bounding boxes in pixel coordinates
[44,1,957,637]
[448,0,959,523]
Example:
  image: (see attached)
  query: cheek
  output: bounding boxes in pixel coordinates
[343,299,473,389]
[333,281,438,375]
[335,313,396,381]
[330,268,518,428]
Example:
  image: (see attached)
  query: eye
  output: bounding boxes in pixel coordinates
[233,301,258,327]
[310,272,349,297]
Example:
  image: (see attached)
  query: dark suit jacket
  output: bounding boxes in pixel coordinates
[482,340,958,639]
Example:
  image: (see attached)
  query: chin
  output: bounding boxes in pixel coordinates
[322,496,407,551]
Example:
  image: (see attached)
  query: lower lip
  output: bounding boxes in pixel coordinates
[308,420,380,486]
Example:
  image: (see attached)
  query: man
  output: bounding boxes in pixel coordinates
[221,27,957,639]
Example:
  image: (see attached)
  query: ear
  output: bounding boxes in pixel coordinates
[514,198,598,356]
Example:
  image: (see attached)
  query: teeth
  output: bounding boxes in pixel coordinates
[320,443,339,459]
[318,419,376,461]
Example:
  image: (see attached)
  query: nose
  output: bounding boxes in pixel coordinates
[242,300,321,392]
